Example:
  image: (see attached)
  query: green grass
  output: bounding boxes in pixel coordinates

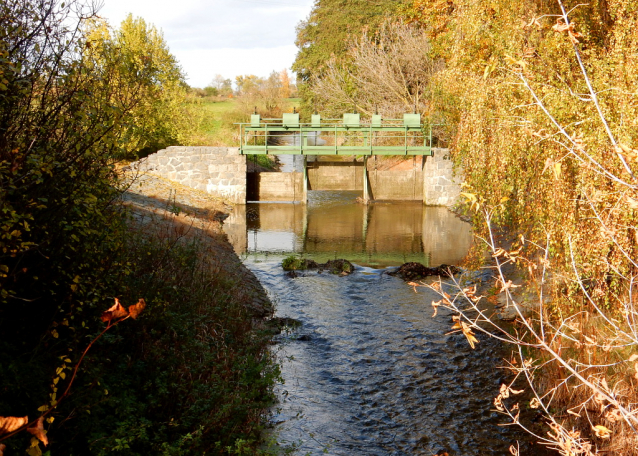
[189,98,242,146]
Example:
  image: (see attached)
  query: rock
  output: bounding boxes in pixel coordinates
[281,257,354,276]
[390,262,460,281]
[281,256,318,271]
[322,259,354,275]
[264,317,302,335]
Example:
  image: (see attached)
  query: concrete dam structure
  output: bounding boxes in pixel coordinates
[134,146,461,206]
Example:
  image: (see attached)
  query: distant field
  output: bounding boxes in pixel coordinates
[189,97,301,148]
[190,98,240,146]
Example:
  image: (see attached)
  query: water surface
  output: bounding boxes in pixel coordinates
[224,191,529,455]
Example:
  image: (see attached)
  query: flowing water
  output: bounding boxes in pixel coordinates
[224,191,531,455]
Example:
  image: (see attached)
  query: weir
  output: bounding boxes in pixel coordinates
[239,112,437,204]
[131,112,461,206]
[239,112,460,205]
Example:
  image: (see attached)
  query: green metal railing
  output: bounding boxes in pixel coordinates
[238,112,435,156]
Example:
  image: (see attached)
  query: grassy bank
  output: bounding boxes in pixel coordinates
[0,1,282,452]
[1,177,282,454]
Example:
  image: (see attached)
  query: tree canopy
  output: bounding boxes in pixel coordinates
[292,0,408,114]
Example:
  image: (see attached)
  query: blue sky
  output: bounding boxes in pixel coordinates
[98,0,315,88]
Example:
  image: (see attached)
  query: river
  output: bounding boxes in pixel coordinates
[224,190,532,455]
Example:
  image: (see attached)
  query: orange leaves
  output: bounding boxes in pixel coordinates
[0,416,28,434]
[100,298,146,324]
[26,417,47,446]
[128,298,146,319]
[552,19,583,44]
[100,298,128,323]
[431,299,442,317]
[0,416,47,447]
[407,281,421,293]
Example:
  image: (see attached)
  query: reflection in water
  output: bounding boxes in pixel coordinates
[223,191,531,455]
[225,190,473,268]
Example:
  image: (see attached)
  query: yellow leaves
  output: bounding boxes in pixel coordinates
[592,424,612,439]
[542,157,562,179]
[0,416,28,434]
[51,329,59,339]
[449,315,479,349]
[460,192,481,212]
[524,16,542,30]
[483,61,497,80]
[616,143,638,162]
[529,397,541,409]
[504,54,527,71]
[552,19,583,44]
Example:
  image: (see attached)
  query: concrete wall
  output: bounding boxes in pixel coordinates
[307,161,363,191]
[247,172,304,202]
[368,169,423,201]
[423,148,462,206]
[133,146,246,204]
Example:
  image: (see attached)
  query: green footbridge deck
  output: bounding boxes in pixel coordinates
[238,112,437,203]
[238,112,434,156]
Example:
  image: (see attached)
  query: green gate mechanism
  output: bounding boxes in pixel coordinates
[238,112,434,156]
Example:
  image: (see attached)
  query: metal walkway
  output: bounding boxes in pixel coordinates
[238,112,436,204]
[238,112,433,156]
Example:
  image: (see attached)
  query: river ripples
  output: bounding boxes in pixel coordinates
[226,190,533,455]
[247,261,525,455]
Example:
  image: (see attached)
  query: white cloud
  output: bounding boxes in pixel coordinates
[98,0,313,87]
[178,45,299,87]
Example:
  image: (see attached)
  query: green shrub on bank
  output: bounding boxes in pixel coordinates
[0,1,278,453]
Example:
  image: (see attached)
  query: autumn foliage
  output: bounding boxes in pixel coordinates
[392,0,638,452]
[0,0,277,454]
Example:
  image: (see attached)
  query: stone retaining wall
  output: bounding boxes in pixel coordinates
[133,147,246,204]
[133,146,461,206]
[423,148,462,206]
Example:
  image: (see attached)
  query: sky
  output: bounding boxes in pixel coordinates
[98,0,315,88]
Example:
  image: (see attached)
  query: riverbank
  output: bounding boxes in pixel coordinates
[117,169,279,453]
[121,170,272,317]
